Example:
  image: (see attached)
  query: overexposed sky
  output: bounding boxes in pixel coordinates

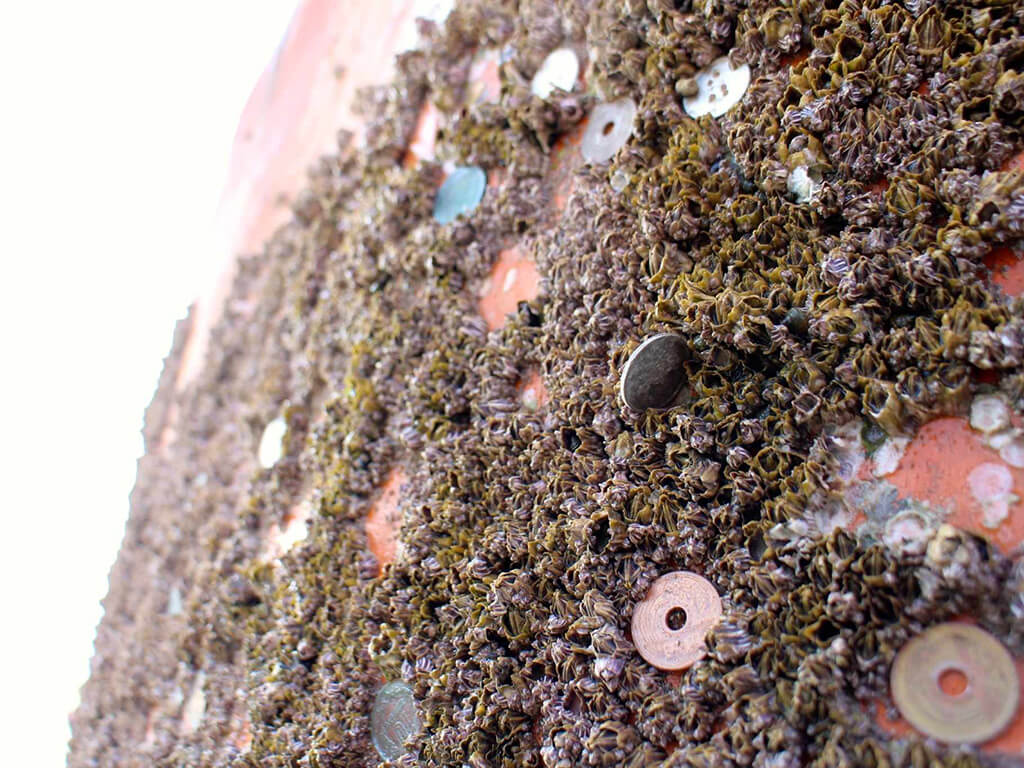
[0,2,298,763]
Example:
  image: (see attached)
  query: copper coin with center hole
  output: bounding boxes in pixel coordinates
[631,571,722,671]
[891,622,1020,744]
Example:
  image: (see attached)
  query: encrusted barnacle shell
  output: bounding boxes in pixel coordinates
[909,5,949,58]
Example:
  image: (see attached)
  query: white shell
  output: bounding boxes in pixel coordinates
[872,436,910,477]
[683,56,751,118]
[969,394,1010,434]
[258,416,287,468]
[787,165,822,203]
[530,48,579,98]
[967,462,1018,529]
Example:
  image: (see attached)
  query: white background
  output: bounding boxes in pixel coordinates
[0,3,299,763]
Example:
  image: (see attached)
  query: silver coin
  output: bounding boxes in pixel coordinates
[433,166,487,224]
[530,47,579,98]
[620,334,689,411]
[581,98,637,164]
[370,680,420,760]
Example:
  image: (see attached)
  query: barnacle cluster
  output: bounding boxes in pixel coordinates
[70,0,1024,767]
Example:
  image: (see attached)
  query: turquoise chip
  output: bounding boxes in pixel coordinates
[370,680,420,761]
[433,166,487,224]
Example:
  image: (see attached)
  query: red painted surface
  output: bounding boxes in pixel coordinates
[779,49,810,69]
[478,246,540,331]
[366,469,407,573]
[468,48,502,104]
[403,100,441,168]
[880,417,1024,554]
[985,245,1024,297]
[1003,152,1024,173]
[550,116,588,212]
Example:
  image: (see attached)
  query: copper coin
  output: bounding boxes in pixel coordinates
[631,571,722,671]
[620,334,689,411]
[891,622,1020,744]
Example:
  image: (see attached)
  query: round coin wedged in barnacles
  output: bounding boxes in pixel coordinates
[370,680,421,761]
[682,55,751,119]
[619,333,690,411]
[530,47,579,99]
[891,622,1020,745]
[433,165,487,224]
[580,98,637,165]
[631,571,722,672]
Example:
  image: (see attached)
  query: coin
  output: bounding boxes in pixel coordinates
[631,571,722,671]
[581,98,637,164]
[891,622,1020,744]
[682,56,750,119]
[530,48,579,98]
[433,166,487,224]
[370,680,420,760]
[619,333,689,411]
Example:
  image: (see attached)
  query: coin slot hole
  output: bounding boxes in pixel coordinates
[938,667,968,697]
[602,120,615,136]
[665,606,687,630]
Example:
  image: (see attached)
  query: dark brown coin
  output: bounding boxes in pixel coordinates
[620,334,689,411]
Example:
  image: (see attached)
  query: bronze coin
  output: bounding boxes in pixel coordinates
[631,571,722,671]
[891,622,1019,744]
[620,334,689,411]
